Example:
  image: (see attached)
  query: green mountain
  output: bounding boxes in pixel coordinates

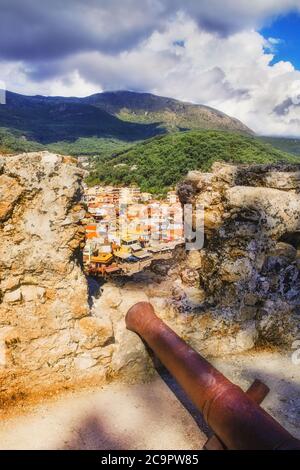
[0,127,132,159]
[86,130,299,194]
[1,90,297,197]
[83,90,253,134]
[0,91,162,144]
[0,127,44,154]
[259,136,300,156]
[0,90,252,152]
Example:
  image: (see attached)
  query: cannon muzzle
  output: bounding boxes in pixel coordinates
[126,302,300,450]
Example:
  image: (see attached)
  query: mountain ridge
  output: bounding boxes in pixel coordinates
[82,90,253,135]
[0,90,162,144]
[0,89,253,145]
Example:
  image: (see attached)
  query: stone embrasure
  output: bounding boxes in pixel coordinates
[1,153,300,403]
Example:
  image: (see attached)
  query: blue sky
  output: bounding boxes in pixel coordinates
[261,12,300,70]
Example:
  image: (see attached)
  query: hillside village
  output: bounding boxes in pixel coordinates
[82,185,184,277]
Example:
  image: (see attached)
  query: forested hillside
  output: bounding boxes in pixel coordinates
[87,130,298,194]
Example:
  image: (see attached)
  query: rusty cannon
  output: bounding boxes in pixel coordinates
[125,302,300,451]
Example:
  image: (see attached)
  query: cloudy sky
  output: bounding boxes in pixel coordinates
[1,0,300,136]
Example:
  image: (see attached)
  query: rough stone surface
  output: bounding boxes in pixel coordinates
[0,152,106,402]
[177,162,300,350]
[1,154,300,403]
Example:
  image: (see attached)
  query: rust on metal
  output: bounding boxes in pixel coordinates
[246,379,270,405]
[126,302,300,451]
[204,378,270,450]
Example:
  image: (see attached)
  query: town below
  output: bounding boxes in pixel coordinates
[82,185,184,277]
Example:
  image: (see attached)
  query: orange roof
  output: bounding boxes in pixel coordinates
[91,253,113,264]
[86,225,97,231]
[86,232,97,239]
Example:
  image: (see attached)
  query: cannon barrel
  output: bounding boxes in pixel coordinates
[126,302,300,450]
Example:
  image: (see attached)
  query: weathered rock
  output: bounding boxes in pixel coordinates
[0,327,14,366]
[219,258,253,282]
[74,354,98,370]
[0,152,93,401]
[235,322,258,351]
[4,288,22,303]
[180,268,199,286]
[79,316,113,348]
[226,186,300,238]
[0,174,24,222]
[177,162,300,349]
[239,305,257,321]
[257,300,298,346]
[184,286,206,307]
[185,251,203,270]
[269,242,297,262]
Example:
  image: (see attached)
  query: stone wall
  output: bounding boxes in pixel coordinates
[176,162,300,351]
[0,152,114,403]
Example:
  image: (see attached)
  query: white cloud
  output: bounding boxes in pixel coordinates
[42,71,101,97]
[0,62,100,97]
[1,2,300,136]
[52,14,300,136]
[1,0,299,61]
